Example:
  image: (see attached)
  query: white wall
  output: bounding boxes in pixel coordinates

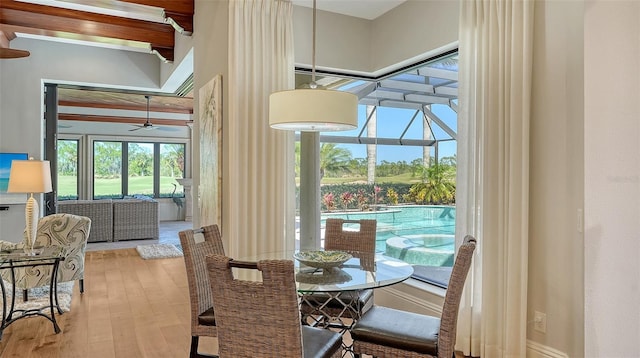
[292,0,459,76]
[584,0,640,355]
[371,0,459,73]
[192,0,229,231]
[293,6,372,74]
[528,1,584,356]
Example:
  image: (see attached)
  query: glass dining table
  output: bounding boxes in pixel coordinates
[237,250,414,355]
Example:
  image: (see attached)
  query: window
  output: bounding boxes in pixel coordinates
[57,139,79,200]
[127,142,154,196]
[93,141,123,199]
[296,51,458,288]
[160,143,185,198]
[92,140,186,199]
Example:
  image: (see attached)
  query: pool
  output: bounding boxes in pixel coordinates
[321,205,456,267]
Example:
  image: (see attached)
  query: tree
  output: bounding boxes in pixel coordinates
[160,143,185,178]
[128,143,153,177]
[406,161,456,204]
[94,141,122,178]
[57,140,77,176]
[319,143,352,179]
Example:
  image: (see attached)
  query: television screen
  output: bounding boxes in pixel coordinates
[0,152,29,204]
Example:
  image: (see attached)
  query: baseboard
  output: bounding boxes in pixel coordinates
[527,339,569,358]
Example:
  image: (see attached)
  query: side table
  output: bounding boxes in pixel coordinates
[0,247,65,339]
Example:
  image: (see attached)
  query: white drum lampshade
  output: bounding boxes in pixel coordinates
[7,159,53,254]
[269,89,358,131]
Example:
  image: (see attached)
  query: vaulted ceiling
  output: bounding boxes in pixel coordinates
[0,0,457,134]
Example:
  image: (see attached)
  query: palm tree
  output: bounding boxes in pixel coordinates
[407,162,456,204]
[319,143,352,179]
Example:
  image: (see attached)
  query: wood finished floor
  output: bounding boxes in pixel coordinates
[0,249,218,358]
[0,248,469,358]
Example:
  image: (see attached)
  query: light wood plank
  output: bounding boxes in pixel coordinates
[0,248,207,358]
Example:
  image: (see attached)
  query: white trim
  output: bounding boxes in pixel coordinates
[304,41,459,79]
[382,285,444,316]
[526,340,569,358]
[403,277,446,298]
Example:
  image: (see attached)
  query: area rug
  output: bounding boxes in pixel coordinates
[0,281,74,313]
[136,244,183,260]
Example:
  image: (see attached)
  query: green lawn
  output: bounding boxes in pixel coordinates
[58,175,183,198]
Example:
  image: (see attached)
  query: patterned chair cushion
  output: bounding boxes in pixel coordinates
[0,213,91,289]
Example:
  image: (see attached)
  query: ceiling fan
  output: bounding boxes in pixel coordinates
[129,95,177,132]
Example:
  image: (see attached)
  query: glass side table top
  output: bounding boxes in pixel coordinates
[0,246,64,265]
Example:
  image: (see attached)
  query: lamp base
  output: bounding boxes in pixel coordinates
[24,194,39,255]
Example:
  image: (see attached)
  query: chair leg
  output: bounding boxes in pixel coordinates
[23,289,28,302]
[190,336,199,358]
[80,279,84,293]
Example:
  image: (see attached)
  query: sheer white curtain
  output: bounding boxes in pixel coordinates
[226,0,296,258]
[456,0,534,356]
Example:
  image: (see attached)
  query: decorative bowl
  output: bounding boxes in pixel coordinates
[293,250,352,269]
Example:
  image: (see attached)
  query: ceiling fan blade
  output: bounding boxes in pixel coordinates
[129,126,144,131]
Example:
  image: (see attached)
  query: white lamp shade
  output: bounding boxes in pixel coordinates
[269,89,358,131]
[7,159,53,194]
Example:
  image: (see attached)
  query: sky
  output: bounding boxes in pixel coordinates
[328,104,457,164]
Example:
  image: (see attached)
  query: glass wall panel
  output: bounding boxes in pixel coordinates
[159,143,185,198]
[57,139,78,200]
[127,142,154,196]
[93,141,122,199]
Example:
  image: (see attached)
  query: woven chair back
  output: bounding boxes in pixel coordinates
[179,225,225,332]
[324,218,376,269]
[206,255,304,358]
[438,235,476,358]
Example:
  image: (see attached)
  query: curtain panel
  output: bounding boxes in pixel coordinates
[227,0,296,258]
[457,0,534,356]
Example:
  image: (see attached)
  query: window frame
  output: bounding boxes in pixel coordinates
[78,135,190,200]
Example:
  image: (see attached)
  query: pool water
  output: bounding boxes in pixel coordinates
[322,205,456,266]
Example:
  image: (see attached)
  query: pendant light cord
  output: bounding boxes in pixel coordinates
[311,0,317,88]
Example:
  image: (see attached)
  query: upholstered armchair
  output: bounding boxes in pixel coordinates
[0,213,91,300]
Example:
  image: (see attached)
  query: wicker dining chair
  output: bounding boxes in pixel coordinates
[179,225,225,358]
[206,254,343,358]
[300,219,377,325]
[350,235,477,358]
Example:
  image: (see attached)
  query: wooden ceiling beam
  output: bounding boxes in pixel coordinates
[0,30,9,48]
[59,113,189,127]
[121,0,193,33]
[59,100,193,115]
[0,0,175,61]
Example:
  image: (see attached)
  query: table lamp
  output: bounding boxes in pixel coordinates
[7,158,52,254]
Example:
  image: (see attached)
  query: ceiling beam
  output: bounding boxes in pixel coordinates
[0,30,10,47]
[378,79,434,94]
[417,67,458,81]
[59,100,193,114]
[59,113,189,126]
[121,0,194,34]
[0,0,176,61]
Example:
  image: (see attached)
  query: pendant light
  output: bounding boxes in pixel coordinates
[269,0,358,131]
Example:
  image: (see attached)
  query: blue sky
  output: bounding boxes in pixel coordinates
[330,105,457,164]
